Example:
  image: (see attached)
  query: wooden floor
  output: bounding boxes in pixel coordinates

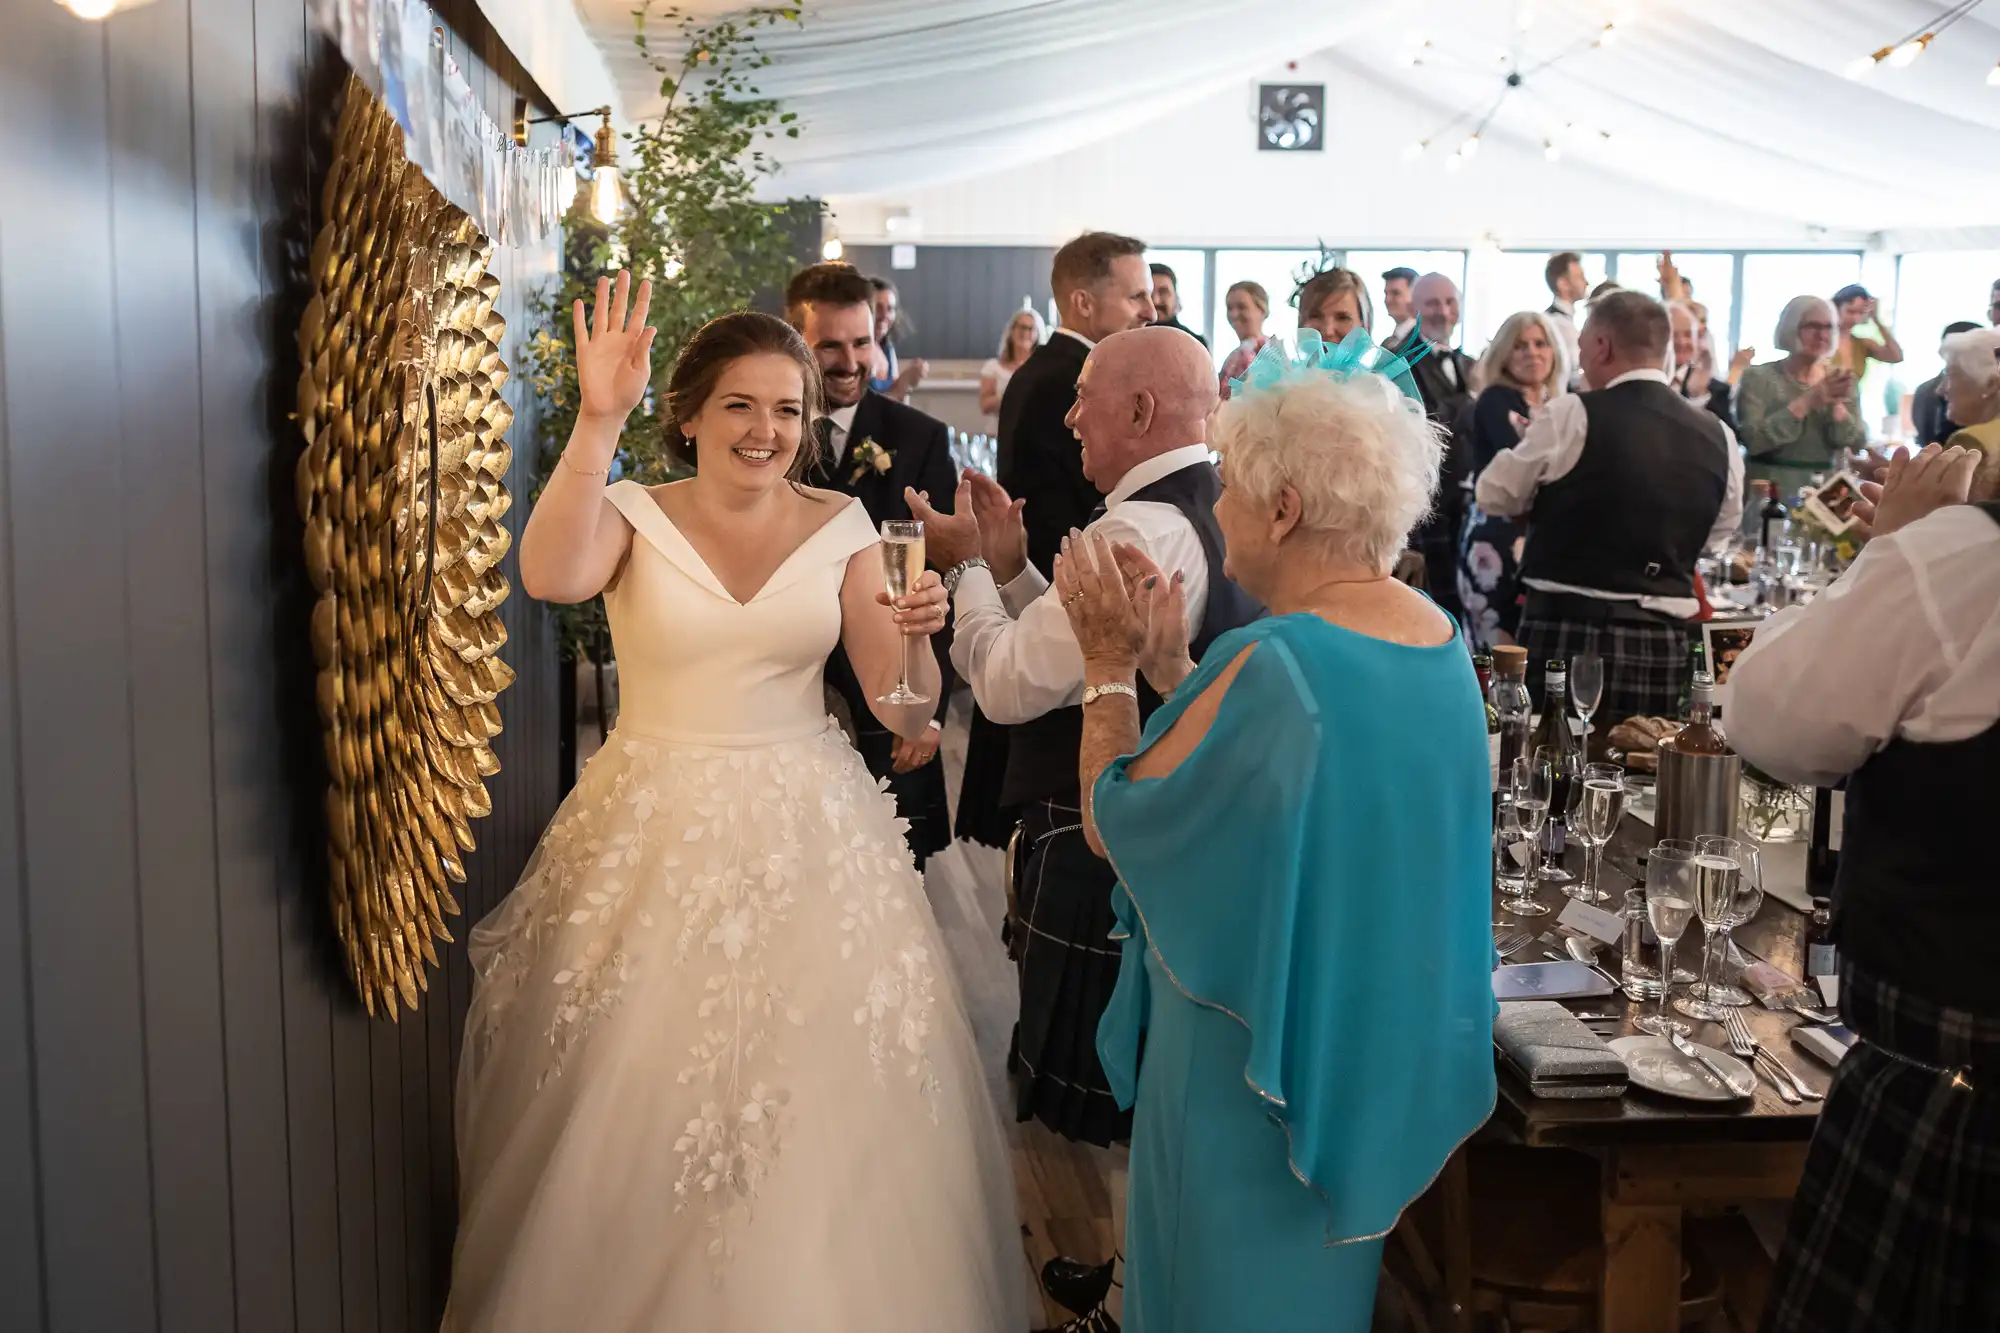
[927,696,1117,1327]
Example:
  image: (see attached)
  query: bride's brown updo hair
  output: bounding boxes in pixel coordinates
[661,311,826,483]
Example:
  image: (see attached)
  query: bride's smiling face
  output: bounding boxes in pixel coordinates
[682,353,808,487]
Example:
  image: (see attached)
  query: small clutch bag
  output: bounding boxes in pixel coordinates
[1493,1001,1630,1100]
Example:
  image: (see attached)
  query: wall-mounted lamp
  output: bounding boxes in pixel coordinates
[515,102,621,224]
[53,0,158,18]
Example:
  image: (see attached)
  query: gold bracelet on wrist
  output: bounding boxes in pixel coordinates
[560,454,612,479]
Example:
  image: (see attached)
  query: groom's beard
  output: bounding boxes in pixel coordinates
[821,365,865,408]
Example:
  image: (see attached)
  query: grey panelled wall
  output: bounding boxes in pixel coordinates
[845,244,1056,361]
[0,3,562,1332]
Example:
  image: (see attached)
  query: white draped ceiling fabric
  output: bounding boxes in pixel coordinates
[495,0,2000,248]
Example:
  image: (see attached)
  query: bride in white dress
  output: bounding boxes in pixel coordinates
[444,273,1026,1331]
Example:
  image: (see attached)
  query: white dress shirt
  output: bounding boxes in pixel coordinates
[1052,326,1096,352]
[950,445,1214,724]
[1391,317,1417,346]
[1726,504,2000,787]
[1473,367,1745,619]
[1546,299,1581,382]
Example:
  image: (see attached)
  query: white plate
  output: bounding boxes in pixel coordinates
[1608,1035,1754,1103]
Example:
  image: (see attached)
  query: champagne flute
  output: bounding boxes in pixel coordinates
[877,520,930,706]
[1691,835,1763,1009]
[1672,836,1757,1023]
[1496,792,1547,917]
[1637,843,1697,1037]
[1571,652,1605,758]
[1567,762,1629,904]
[1532,743,1574,883]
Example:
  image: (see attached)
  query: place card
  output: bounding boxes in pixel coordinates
[1556,897,1625,947]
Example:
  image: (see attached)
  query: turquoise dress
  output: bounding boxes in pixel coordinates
[1093,615,1498,1332]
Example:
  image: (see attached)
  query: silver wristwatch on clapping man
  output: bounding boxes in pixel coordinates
[942,556,988,596]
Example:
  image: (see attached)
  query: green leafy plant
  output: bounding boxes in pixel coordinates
[522,3,811,659]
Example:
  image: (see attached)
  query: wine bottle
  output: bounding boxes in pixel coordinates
[1808,782,1843,894]
[1670,670,1730,756]
[1473,653,1498,793]
[1528,662,1582,869]
[1677,636,1708,720]
[1805,896,1838,979]
[1491,645,1533,784]
[1758,480,1791,555]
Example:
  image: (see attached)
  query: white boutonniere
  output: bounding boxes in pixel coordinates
[848,436,893,485]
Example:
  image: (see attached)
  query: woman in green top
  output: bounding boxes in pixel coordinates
[1735,294,1867,493]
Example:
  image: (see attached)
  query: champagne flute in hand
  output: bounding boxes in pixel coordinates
[878,520,930,706]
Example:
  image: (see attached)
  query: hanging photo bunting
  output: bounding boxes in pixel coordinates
[310,0,575,247]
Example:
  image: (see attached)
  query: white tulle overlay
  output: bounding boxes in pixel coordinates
[444,483,1025,1332]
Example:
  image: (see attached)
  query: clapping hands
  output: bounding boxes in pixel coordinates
[1054,531,1195,695]
[1850,443,1979,540]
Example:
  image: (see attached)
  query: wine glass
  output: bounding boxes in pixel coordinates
[1571,652,1604,758]
[1637,843,1697,1037]
[1496,787,1548,917]
[1672,836,1761,1023]
[1645,840,1700,982]
[1532,744,1574,883]
[1691,836,1763,1008]
[1567,762,1629,904]
[876,520,930,706]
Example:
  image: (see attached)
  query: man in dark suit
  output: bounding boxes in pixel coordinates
[1148,262,1208,349]
[1000,231,1156,577]
[1399,272,1477,626]
[786,262,957,865]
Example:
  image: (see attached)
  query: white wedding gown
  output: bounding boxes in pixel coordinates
[445,480,1026,1332]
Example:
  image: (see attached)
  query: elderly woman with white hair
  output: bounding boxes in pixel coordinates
[1049,338,1497,1332]
[1735,294,1868,492]
[1940,326,2000,481]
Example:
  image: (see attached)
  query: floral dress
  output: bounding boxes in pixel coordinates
[1458,384,1533,650]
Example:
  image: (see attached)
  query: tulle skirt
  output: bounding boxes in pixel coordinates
[444,722,1027,1332]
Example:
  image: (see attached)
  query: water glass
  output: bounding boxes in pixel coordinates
[1638,843,1697,1037]
[1620,886,1662,998]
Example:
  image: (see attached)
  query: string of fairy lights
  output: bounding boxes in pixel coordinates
[1842,0,2000,85]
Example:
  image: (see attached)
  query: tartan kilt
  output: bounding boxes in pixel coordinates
[1518,594,1691,724]
[1762,964,2000,1333]
[1008,799,1132,1147]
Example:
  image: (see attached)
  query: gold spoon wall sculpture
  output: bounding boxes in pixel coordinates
[297,74,517,1019]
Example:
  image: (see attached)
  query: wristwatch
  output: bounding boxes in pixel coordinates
[1082,682,1138,707]
[942,556,988,596]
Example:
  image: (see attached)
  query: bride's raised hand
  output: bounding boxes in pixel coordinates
[573,270,657,424]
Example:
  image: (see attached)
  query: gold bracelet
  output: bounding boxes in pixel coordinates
[560,455,612,479]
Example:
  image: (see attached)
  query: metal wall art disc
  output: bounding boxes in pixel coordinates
[1258,84,1325,151]
[297,73,516,1019]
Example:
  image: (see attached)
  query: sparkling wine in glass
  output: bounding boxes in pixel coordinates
[877,520,930,706]
[1672,845,1746,1023]
[1637,843,1698,1037]
[1567,763,1628,904]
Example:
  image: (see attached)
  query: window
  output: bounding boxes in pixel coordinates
[1209,250,1323,355]
[1145,248,1209,349]
[1738,253,1863,365]
[1468,251,1607,350]
[1345,250,1468,342]
[1892,251,2000,395]
[1616,252,1736,363]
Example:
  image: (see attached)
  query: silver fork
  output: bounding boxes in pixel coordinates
[1494,925,1533,960]
[1725,1010,1821,1102]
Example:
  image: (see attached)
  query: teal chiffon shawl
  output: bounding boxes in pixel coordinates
[1093,615,1498,1244]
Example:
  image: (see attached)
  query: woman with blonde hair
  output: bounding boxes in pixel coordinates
[1458,311,1566,648]
[1217,280,1272,399]
[979,306,1045,415]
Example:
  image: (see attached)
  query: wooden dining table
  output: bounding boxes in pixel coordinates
[1490,818,1831,1333]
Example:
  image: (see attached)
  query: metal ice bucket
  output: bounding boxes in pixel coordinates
[1655,741,1742,845]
